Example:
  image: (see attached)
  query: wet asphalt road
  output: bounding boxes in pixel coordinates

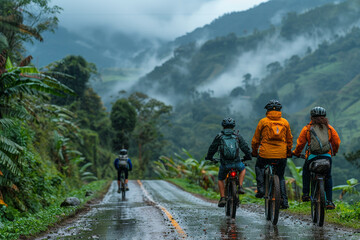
[37,180,359,240]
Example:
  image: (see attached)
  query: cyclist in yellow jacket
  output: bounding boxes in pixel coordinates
[251,100,293,209]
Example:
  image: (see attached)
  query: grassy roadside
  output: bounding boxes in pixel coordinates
[287,201,360,229]
[0,180,110,240]
[168,178,360,229]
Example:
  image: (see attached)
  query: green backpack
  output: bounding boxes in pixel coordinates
[219,132,239,161]
[309,125,331,155]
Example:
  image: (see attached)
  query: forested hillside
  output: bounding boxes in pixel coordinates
[0,1,118,232]
[172,0,341,46]
[129,0,360,185]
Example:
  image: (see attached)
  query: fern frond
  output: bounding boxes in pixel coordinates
[0,151,21,177]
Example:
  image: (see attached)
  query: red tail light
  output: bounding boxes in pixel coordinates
[230,171,237,177]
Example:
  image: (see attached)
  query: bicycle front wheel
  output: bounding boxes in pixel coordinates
[269,175,281,225]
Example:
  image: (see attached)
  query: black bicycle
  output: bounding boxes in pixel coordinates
[297,154,330,227]
[264,161,281,225]
[213,159,246,219]
[309,158,330,227]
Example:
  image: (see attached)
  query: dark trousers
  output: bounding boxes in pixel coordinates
[303,156,333,201]
[255,157,288,203]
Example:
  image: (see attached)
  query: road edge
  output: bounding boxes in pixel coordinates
[22,181,112,240]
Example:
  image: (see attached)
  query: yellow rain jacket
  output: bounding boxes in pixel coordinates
[252,111,293,159]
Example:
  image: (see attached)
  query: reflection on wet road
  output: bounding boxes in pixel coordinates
[38,180,359,240]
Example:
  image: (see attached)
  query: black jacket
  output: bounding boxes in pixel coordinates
[206,129,251,162]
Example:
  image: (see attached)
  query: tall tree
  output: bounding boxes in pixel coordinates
[48,55,97,105]
[128,92,172,177]
[0,0,61,61]
[110,98,137,150]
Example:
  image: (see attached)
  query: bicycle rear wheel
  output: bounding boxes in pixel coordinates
[121,173,126,199]
[264,169,271,221]
[269,175,281,225]
[122,184,126,199]
[311,180,317,223]
[225,182,231,217]
[316,180,325,227]
[230,182,237,219]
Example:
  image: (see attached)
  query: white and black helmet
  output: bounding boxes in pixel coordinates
[310,106,326,117]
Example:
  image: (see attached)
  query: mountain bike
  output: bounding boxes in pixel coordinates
[213,159,246,219]
[264,160,281,225]
[298,155,330,227]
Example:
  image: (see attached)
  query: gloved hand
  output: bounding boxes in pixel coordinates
[291,151,299,158]
[205,156,213,161]
[243,155,252,161]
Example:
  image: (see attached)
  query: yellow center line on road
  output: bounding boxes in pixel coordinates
[137,180,187,239]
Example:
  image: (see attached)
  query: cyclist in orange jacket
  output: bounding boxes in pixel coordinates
[251,100,293,209]
[292,107,340,210]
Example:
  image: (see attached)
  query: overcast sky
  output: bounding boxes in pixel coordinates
[52,0,268,40]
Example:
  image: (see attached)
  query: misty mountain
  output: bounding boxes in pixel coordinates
[136,0,360,99]
[26,0,341,70]
[26,26,163,68]
[172,0,341,46]
[130,0,360,173]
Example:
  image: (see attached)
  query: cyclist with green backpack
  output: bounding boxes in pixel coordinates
[292,107,340,209]
[206,117,252,207]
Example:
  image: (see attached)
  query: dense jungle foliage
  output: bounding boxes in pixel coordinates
[0,0,118,224]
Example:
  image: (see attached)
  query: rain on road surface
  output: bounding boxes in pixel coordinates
[37,180,359,240]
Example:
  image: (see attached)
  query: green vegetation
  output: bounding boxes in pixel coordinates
[0,1,118,238]
[111,92,172,178]
[0,180,109,240]
[288,201,360,229]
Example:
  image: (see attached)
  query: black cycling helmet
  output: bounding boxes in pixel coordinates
[119,149,128,155]
[264,99,282,111]
[310,106,326,117]
[221,117,235,128]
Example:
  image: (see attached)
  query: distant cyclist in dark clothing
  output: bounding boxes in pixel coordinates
[206,117,252,207]
[114,149,132,192]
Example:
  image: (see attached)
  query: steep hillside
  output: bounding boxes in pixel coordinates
[132,0,360,183]
[137,0,360,100]
[173,0,340,46]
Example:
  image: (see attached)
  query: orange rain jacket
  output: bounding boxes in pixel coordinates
[292,122,341,159]
[251,111,293,159]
